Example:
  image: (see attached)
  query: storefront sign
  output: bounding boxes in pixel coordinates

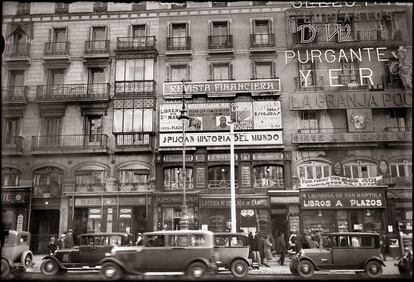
[163,155,193,162]
[300,175,383,188]
[119,197,147,206]
[160,131,283,147]
[196,167,205,188]
[156,195,198,206]
[2,191,30,204]
[241,166,251,187]
[16,214,24,232]
[200,197,269,208]
[253,152,284,161]
[163,79,280,96]
[74,198,117,206]
[270,196,299,203]
[208,154,238,161]
[292,131,411,144]
[290,92,412,110]
[300,190,386,209]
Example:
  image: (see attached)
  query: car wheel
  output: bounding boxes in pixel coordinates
[297,260,314,278]
[40,259,60,276]
[289,260,299,275]
[1,259,11,279]
[230,259,249,278]
[21,250,34,269]
[100,262,124,281]
[186,262,208,280]
[365,260,383,278]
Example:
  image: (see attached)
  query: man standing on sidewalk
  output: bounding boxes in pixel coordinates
[276,231,287,266]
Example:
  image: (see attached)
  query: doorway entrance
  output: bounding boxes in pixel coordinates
[29,209,60,254]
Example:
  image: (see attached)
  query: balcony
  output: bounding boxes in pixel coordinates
[76,183,106,193]
[31,134,108,154]
[2,86,28,104]
[116,36,157,52]
[250,33,276,50]
[2,136,24,155]
[166,37,191,55]
[114,133,154,151]
[383,75,404,89]
[84,40,110,56]
[44,42,70,56]
[114,81,155,97]
[208,180,239,190]
[33,184,62,198]
[36,83,110,102]
[384,126,412,132]
[335,75,368,90]
[4,43,31,63]
[208,35,233,53]
[292,127,412,145]
[294,77,324,91]
[254,179,285,189]
[164,181,194,191]
[119,183,153,192]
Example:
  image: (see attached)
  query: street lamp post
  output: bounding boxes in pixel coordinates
[178,80,190,230]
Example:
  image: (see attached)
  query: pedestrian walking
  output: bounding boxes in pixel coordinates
[251,231,261,269]
[57,233,66,249]
[309,235,319,248]
[248,232,254,259]
[258,233,270,267]
[65,229,74,248]
[380,234,390,261]
[47,236,57,255]
[295,234,303,253]
[275,231,287,265]
[136,233,143,246]
[264,234,273,261]
[301,233,310,249]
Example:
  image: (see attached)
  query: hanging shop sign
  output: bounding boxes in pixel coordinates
[290,92,412,110]
[159,131,282,147]
[270,196,300,204]
[2,191,30,204]
[253,152,284,161]
[73,197,117,206]
[300,189,386,209]
[200,197,269,208]
[156,195,199,206]
[163,79,280,96]
[292,131,411,144]
[300,175,383,188]
[159,101,281,132]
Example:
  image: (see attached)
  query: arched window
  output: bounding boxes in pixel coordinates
[1,168,21,186]
[208,165,239,189]
[297,161,331,180]
[164,167,193,190]
[390,160,412,177]
[253,165,284,189]
[118,163,151,192]
[343,160,377,178]
[75,165,107,192]
[33,167,63,197]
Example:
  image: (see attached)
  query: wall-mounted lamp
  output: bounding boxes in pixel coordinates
[318,210,322,217]
[366,209,371,216]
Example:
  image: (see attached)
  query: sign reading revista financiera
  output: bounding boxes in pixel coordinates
[163,79,280,96]
[300,175,383,188]
[300,189,386,209]
[159,131,283,147]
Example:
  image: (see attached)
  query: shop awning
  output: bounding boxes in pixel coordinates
[6,22,33,39]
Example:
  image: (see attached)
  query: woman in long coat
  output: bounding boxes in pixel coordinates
[264,234,273,260]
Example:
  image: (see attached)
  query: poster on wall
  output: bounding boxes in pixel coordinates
[346,109,373,132]
[231,102,253,130]
[253,101,281,129]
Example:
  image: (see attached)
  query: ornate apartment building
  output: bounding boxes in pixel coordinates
[2,1,412,254]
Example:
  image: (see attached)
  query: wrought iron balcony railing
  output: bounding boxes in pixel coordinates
[116,36,156,50]
[384,126,411,132]
[2,136,24,152]
[36,83,110,100]
[114,133,153,147]
[164,181,194,191]
[254,179,284,189]
[2,86,28,102]
[84,40,110,54]
[115,81,155,95]
[76,183,106,192]
[32,134,108,150]
[44,42,70,56]
[119,183,153,192]
[4,43,31,57]
[208,180,239,189]
[297,128,348,134]
[208,35,233,49]
[294,77,324,90]
[250,33,275,48]
[383,74,404,89]
[166,36,191,51]
[33,184,62,198]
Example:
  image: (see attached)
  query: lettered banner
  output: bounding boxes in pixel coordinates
[300,175,383,188]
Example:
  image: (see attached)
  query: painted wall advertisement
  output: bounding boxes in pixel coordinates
[159,101,281,132]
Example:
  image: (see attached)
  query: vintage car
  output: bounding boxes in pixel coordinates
[99,230,217,280]
[1,230,34,279]
[40,232,133,275]
[214,232,250,277]
[289,232,385,278]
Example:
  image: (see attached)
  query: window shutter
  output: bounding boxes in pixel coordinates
[168,23,172,37]
[227,20,231,36]
[251,62,256,79]
[269,19,273,34]
[145,24,149,36]
[186,64,191,81]
[65,27,69,42]
[209,64,213,81]
[209,21,213,36]
[48,28,53,42]
[251,19,255,34]
[89,26,93,41]
[128,24,132,37]
[105,25,109,40]
[186,22,190,37]
[229,62,233,80]
[167,65,171,82]
[272,61,276,78]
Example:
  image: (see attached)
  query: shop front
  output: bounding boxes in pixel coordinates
[68,194,151,244]
[2,187,31,231]
[199,195,270,234]
[269,192,300,238]
[155,193,199,230]
[299,188,387,235]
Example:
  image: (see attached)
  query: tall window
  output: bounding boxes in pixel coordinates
[33,167,63,197]
[85,115,103,143]
[295,16,313,43]
[88,67,106,94]
[167,64,190,82]
[386,109,410,131]
[390,160,412,177]
[47,28,67,53]
[297,62,316,88]
[131,25,146,37]
[339,61,359,86]
[343,160,378,178]
[254,165,284,188]
[116,58,154,82]
[252,62,275,79]
[169,23,189,49]
[41,117,62,145]
[87,26,108,52]
[208,166,238,189]
[298,161,331,180]
[384,60,403,88]
[252,19,272,44]
[47,68,65,96]
[209,63,233,81]
[6,71,25,98]
[75,168,107,192]
[113,99,154,133]
[2,168,21,186]
[210,21,231,47]
[301,111,320,133]
[2,118,20,145]
[118,169,150,192]
[164,167,193,190]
